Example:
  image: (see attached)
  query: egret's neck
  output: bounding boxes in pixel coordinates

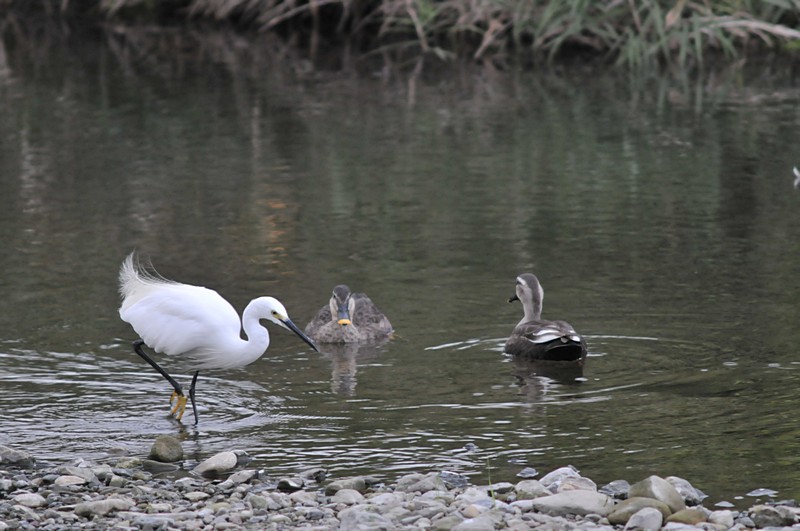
[240,302,271,365]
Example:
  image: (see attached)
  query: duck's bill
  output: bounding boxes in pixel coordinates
[336,303,351,326]
[283,318,320,352]
[508,294,520,303]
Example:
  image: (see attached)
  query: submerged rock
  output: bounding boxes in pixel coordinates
[0,444,35,467]
[516,467,538,479]
[148,435,184,463]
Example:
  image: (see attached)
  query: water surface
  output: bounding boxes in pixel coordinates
[1,31,800,507]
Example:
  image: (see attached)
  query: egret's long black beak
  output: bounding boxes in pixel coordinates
[508,294,519,303]
[283,318,319,352]
[336,302,351,326]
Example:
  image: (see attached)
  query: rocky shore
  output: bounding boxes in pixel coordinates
[1,441,798,530]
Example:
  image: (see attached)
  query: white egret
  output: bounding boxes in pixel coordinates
[118,252,318,423]
[504,273,587,364]
[304,284,394,344]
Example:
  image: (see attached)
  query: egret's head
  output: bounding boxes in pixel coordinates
[259,296,319,352]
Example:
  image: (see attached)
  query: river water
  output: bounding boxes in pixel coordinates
[1,28,799,507]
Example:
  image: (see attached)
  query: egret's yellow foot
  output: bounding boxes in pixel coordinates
[170,394,188,421]
[169,390,179,406]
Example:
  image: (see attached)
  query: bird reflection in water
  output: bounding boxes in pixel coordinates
[318,339,389,396]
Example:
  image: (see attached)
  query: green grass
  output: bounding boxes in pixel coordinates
[9,0,800,68]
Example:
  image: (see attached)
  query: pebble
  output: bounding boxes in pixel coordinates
[0,442,795,531]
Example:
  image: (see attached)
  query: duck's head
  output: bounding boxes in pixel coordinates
[329,284,354,326]
[509,273,544,321]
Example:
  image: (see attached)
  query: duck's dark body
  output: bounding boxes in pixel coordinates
[504,273,587,364]
[305,285,393,344]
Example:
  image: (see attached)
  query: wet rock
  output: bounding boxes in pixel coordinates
[516,467,538,479]
[142,459,180,473]
[396,472,447,493]
[325,477,367,495]
[12,493,46,508]
[440,470,470,489]
[629,475,686,514]
[113,456,142,468]
[608,497,672,525]
[749,504,798,527]
[600,479,631,499]
[514,479,548,500]
[666,507,708,525]
[193,451,248,477]
[0,444,35,467]
[624,507,663,530]
[227,469,257,485]
[276,477,304,492]
[148,435,184,463]
[666,476,708,506]
[74,497,134,516]
[530,490,615,517]
[298,467,327,483]
[746,488,778,497]
[332,488,365,505]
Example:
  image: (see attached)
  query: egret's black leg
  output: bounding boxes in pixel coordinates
[132,339,189,420]
[188,371,200,424]
[133,339,183,395]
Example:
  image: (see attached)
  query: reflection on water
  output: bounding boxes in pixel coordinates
[318,340,389,396]
[1,28,800,507]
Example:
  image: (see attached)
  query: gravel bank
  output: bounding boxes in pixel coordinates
[1,443,798,530]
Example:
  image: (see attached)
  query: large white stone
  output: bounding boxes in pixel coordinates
[12,493,46,508]
[531,490,615,517]
[192,451,239,477]
[629,475,686,514]
[624,507,663,531]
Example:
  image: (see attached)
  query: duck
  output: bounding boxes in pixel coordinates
[504,273,587,364]
[305,284,394,344]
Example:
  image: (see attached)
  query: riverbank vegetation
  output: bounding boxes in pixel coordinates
[3,0,800,69]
